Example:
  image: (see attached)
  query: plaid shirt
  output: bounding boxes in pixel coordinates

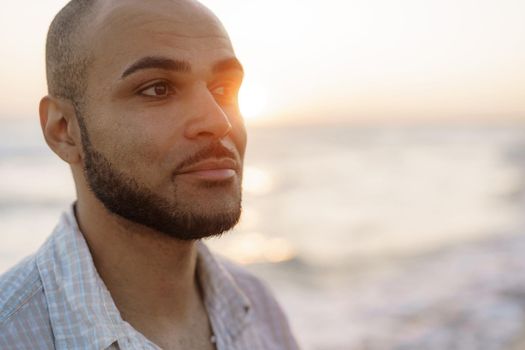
[0,206,299,349]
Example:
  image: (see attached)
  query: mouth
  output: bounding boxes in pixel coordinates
[176,158,239,181]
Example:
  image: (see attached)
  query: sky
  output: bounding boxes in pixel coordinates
[0,0,524,125]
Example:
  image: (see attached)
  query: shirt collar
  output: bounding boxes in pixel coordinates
[35,205,252,349]
[197,241,252,345]
[36,206,123,350]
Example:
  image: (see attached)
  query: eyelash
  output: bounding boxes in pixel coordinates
[137,81,239,103]
[210,83,239,103]
[138,81,174,98]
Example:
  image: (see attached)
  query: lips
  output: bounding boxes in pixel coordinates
[176,158,239,180]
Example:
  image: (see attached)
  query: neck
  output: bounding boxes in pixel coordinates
[74,197,201,321]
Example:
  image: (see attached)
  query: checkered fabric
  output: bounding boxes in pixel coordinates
[0,205,299,349]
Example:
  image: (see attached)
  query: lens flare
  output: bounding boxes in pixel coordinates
[239,80,267,120]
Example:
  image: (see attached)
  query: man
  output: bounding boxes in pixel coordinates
[0,0,299,349]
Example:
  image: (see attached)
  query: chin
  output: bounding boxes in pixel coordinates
[162,204,243,241]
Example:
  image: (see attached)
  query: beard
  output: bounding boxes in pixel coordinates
[77,117,242,241]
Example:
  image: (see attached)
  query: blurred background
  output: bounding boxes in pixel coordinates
[1,1,525,349]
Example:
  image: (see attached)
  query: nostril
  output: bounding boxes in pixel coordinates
[196,130,216,138]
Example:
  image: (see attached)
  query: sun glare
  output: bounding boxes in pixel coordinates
[239,80,267,120]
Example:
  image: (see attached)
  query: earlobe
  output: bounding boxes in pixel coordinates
[39,96,82,164]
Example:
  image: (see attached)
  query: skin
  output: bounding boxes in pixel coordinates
[39,0,246,349]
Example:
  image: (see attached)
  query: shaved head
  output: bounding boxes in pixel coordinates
[46,0,96,110]
[45,0,227,113]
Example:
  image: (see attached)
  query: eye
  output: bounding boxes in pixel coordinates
[139,81,173,97]
[210,83,239,104]
[212,86,226,96]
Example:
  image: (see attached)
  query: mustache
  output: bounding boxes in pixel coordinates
[174,142,238,173]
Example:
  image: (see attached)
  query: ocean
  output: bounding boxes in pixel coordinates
[1,119,525,349]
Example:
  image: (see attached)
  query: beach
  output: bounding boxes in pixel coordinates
[1,120,525,349]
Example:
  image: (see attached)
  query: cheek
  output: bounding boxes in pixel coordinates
[82,93,184,175]
[115,128,168,172]
[83,115,157,173]
[118,120,191,180]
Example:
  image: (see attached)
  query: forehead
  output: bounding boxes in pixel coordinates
[85,0,235,77]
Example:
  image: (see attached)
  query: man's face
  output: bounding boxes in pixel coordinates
[77,0,246,240]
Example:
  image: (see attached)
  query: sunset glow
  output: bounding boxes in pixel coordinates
[0,1,524,124]
[239,80,268,121]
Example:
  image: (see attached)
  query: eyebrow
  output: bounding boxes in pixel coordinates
[121,56,244,79]
[212,57,244,74]
[121,56,191,78]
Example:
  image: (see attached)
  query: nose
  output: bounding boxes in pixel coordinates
[184,86,233,140]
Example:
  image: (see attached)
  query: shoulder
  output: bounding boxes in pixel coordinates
[216,256,300,349]
[216,255,273,296]
[0,254,42,323]
[216,257,290,323]
[0,255,54,347]
[222,259,289,318]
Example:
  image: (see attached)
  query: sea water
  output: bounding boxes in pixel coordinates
[1,119,525,349]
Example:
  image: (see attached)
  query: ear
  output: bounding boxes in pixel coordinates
[39,95,83,164]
